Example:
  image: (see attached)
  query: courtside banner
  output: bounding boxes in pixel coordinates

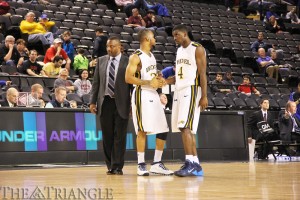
[0,111,104,152]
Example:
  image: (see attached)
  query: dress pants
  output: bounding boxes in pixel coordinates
[100,96,128,170]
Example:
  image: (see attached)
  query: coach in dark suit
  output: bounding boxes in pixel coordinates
[247,99,276,159]
[90,36,131,175]
[279,101,300,143]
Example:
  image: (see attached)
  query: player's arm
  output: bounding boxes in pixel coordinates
[165,76,175,85]
[196,45,208,111]
[125,54,163,88]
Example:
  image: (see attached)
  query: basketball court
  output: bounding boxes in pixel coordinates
[1,161,299,199]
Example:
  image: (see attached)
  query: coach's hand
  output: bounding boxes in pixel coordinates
[199,96,208,111]
[89,104,97,114]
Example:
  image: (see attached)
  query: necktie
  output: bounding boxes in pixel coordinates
[291,116,298,130]
[263,113,267,121]
[108,58,116,97]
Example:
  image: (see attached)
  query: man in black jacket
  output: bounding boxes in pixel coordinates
[90,37,132,175]
[247,99,277,159]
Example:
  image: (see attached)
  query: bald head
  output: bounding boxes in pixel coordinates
[6,88,19,105]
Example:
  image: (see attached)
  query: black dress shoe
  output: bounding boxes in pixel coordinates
[106,169,116,175]
[115,169,123,175]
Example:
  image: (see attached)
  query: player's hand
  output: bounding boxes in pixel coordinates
[199,96,208,111]
[150,76,164,88]
[89,104,97,114]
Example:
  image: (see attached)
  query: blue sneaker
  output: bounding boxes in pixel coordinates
[174,160,199,177]
[193,162,204,176]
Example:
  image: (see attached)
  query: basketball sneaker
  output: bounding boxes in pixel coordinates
[174,160,201,177]
[149,161,174,175]
[137,163,149,176]
[193,162,204,176]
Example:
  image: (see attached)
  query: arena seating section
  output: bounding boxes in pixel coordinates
[0,0,299,110]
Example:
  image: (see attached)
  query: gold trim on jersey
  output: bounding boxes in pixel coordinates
[194,69,200,86]
[135,86,144,132]
[133,49,142,56]
[191,42,201,47]
[184,85,198,129]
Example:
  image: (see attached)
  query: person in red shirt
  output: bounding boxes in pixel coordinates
[238,75,260,96]
[0,0,11,17]
[127,8,146,28]
[44,38,71,71]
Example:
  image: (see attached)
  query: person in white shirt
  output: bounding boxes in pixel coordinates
[286,7,300,24]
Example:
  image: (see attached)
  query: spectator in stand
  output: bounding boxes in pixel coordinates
[161,65,175,79]
[20,12,54,49]
[73,48,89,75]
[93,26,108,59]
[210,72,231,94]
[238,75,260,96]
[16,39,29,59]
[120,0,170,17]
[0,87,19,107]
[286,7,300,24]
[62,31,75,64]
[265,15,286,34]
[222,71,237,91]
[251,32,272,53]
[0,0,11,17]
[265,5,280,21]
[54,68,77,93]
[74,69,92,97]
[20,50,46,77]
[43,55,63,77]
[0,80,11,90]
[0,35,23,68]
[143,9,162,30]
[127,8,146,28]
[44,38,71,71]
[257,48,279,80]
[250,32,283,58]
[45,87,70,108]
[38,13,57,37]
[28,83,45,108]
[289,82,300,121]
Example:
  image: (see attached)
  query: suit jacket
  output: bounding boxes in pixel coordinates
[0,99,17,107]
[278,110,300,141]
[90,54,131,119]
[247,110,274,139]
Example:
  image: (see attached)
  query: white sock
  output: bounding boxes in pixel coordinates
[193,156,200,164]
[186,155,193,162]
[137,152,145,164]
[153,150,163,163]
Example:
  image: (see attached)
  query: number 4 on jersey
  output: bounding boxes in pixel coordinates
[178,67,183,79]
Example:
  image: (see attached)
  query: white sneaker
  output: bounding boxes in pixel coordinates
[137,163,149,176]
[149,161,174,175]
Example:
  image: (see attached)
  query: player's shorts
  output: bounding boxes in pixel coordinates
[132,86,169,135]
[172,85,201,134]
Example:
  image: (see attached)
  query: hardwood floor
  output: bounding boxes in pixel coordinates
[0,161,299,200]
